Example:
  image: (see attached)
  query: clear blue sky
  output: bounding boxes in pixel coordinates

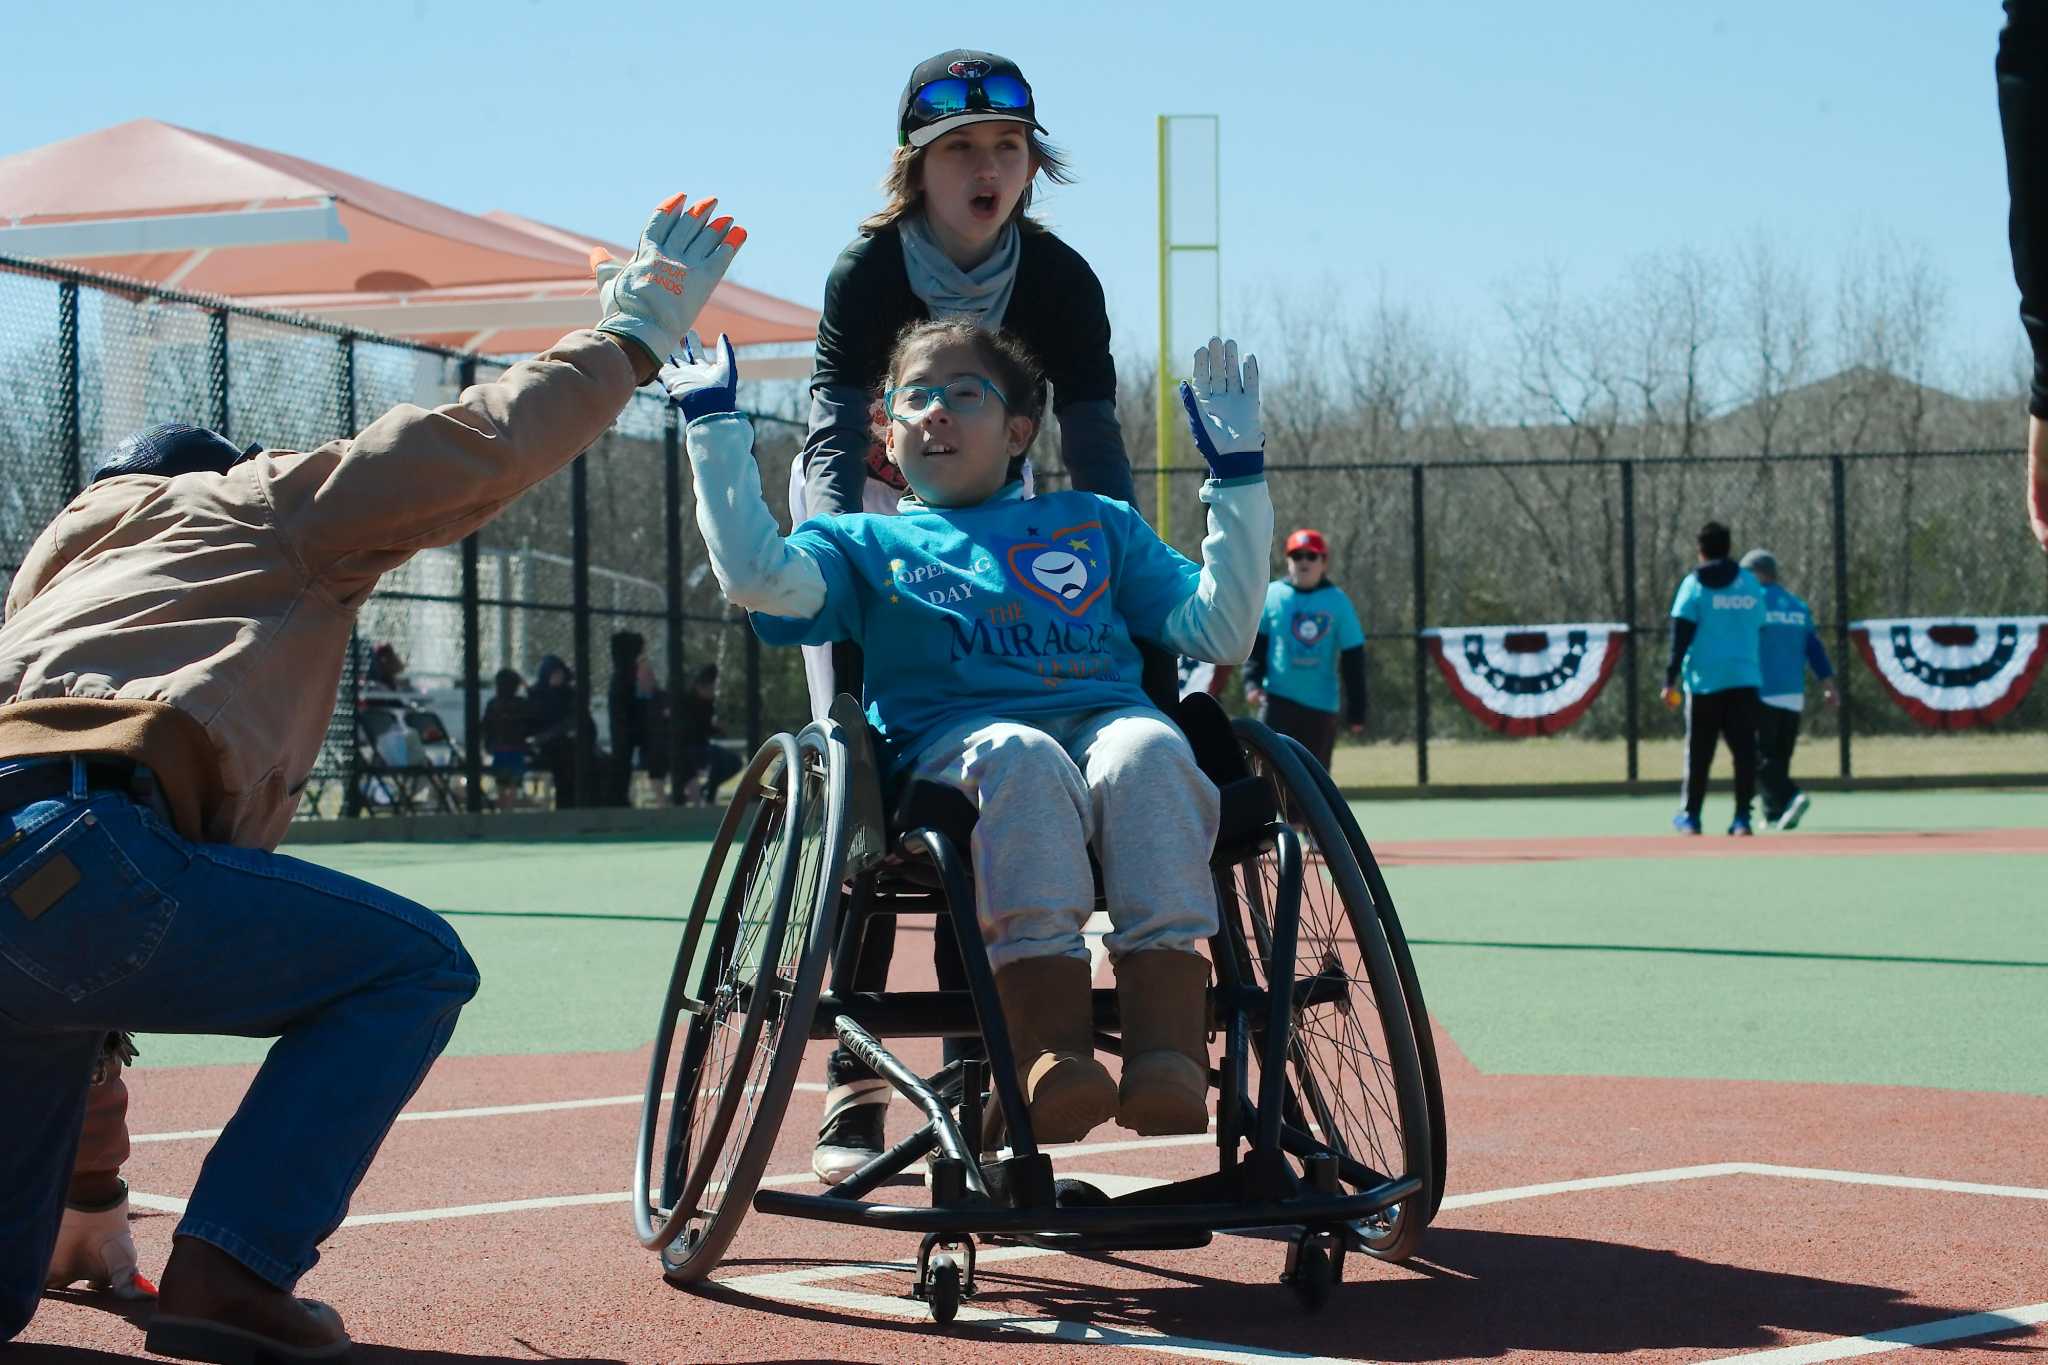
[0,0,2021,387]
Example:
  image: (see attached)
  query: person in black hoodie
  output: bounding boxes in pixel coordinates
[1998,1,2048,552]
[528,654,592,808]
[1661,522,1767,836]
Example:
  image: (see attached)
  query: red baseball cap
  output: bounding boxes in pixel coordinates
[1285,528,1328,557]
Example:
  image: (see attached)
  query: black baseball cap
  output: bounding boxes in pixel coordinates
[91,422,260,484]
[898,50,1047,149]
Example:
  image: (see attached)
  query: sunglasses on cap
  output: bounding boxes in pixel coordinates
[909,73,1033,127]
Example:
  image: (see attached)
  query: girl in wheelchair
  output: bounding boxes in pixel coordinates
[668,320,1271,1145]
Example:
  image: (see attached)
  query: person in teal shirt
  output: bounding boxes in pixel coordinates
[1740,549,1838,831]
[1663,521,1766,835]
[668,320,1271,1151]
[1242,528,1366,769]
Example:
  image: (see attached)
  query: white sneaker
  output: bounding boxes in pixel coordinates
[43,1191,156,1299]
[1775,792,1811,832]
[811,1080,890,1185]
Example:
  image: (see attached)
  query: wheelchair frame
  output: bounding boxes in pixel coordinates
[633,693,1441,1322]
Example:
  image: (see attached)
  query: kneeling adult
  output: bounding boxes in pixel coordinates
[0,195,745,1361]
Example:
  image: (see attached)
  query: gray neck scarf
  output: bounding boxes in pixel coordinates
[898,213,1020,329]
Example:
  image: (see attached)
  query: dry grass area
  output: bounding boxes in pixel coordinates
[1328,730,2048,788]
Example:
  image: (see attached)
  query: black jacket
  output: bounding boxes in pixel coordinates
[801,220,1131,515]
[2002,1,2048,415]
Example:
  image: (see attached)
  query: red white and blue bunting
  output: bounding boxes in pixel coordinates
[1850,617,2048,729]
[1423,623,1628,736]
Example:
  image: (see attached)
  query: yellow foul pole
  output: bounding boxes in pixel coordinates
[1154,114,1173,542]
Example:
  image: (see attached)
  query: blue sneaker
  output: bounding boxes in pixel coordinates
[1671,811,1702,835]
[1728,815,1754,837]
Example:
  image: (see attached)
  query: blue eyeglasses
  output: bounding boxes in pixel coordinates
[883,375,1011,421]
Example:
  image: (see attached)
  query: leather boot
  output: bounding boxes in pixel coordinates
[992,953,1116,1144]
[1115,949,1212,1135]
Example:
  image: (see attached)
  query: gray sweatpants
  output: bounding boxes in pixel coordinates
[909,705,1221,972]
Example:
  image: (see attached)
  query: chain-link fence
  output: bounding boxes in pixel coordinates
[5,254,2045,820]
[0,253,804,820]
[1133,446,2048,788]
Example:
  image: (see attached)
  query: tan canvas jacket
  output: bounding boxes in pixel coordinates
[0,329,641,849]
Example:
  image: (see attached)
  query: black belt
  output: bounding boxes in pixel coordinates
[0,759,141,816]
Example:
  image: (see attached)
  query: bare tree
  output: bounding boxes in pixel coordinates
[1725,232,1818,456]
[1497,262,1627,460]
[1827,233,1948,453]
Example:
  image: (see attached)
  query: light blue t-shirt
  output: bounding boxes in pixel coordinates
[751,485,1205,768]
[1669,565,1765,694]
[1758,582,1834,708]
[1259,580,1365,714]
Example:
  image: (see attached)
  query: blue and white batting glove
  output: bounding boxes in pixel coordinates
[592,194,747,367]
[659,331,741,425]
[1179,336,1264,481]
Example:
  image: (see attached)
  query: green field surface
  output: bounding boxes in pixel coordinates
[137,791,2048,1098]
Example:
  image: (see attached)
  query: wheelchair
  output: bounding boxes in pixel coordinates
[631,690,1447,1322]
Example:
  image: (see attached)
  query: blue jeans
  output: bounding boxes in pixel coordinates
[0,763,478,1339]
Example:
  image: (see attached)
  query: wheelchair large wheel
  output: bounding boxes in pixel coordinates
[634,724,845,1282]
[1278,736,1447,1223]
[1227,718,1435,1263]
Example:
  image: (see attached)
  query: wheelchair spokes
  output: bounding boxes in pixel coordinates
[1232,719,1435,1262]
[645,726,848,1285]
[636,735,805,1257]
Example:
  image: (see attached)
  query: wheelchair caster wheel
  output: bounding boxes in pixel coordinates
[914,1232,976,1326]
[925,1256,962,1325]
[1283,1231,1342,1312]
[1289,1246,1335,1310]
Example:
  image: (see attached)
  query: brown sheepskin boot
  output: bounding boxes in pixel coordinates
[1114,949,1213,1135]
[992,953,1117,1144]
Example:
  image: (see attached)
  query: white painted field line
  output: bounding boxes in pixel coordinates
[127,1192,189,1215]
[129,1154,2048,1235]
[1697,1300,2048,1363]
[1729,1161,2048,1201]
[1438,1161,2048,1211]
[132,1082,828,1145]
[1439,1162,1750,1210]
[129,1168,828,1228]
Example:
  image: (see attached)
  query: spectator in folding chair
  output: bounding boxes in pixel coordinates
[366,642,410,694]
[482,668,534,811]
[0,192,746,1359]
